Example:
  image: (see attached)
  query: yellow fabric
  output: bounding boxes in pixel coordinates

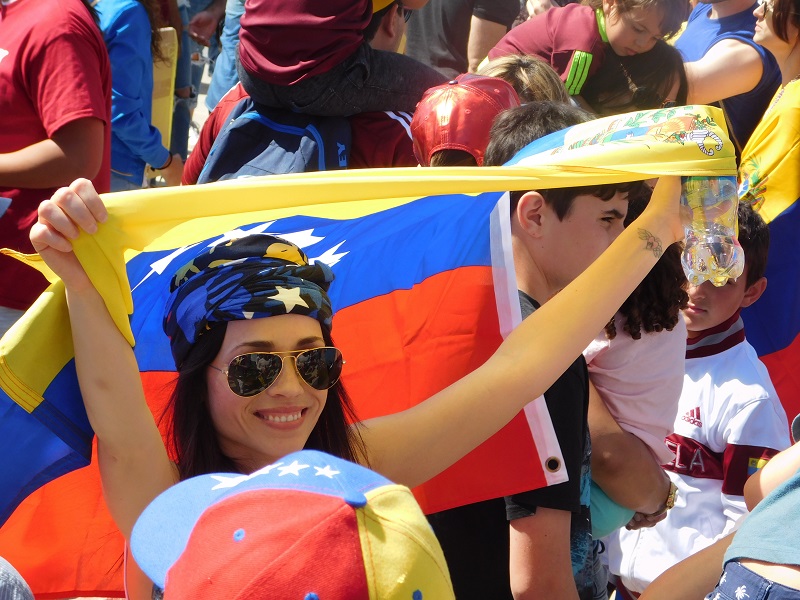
[373,0,394,12]
[359,485,454,599]
[151,27,178,151]
[738,80,800,224]
[0,105,736,413]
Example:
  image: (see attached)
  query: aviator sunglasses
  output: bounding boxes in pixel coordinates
[210,347,344,397]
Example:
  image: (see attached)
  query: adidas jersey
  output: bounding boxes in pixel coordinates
[606,315,790,594]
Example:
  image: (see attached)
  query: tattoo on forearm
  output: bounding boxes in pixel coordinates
[638,229,663,258]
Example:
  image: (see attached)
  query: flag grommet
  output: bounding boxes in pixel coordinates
[545,457,561,472]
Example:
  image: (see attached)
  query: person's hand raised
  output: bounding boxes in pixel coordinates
[30,178,107,291]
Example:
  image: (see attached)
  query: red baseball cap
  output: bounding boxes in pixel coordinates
[411,74,520,166]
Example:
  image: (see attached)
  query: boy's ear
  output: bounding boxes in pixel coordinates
[515,191,547,237]
[380,4,401,38]
[740,276,767,308]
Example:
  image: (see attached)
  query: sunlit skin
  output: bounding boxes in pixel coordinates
[533,192,630,295]
[205,314,329,473]
[753,0,780,48]
[753,0,799,67]
[603,0,665,56]
[682,267,766,337]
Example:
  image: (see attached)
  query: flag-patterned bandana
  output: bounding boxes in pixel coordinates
[163,235,334,368]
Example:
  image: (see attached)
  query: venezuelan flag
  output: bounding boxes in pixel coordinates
[739,98,800,429]
[0,106,736,597]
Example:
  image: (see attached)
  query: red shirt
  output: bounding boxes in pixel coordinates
[0,0,111,310]
[182,84,415,185]
[489,4,607,96]
[238,0,371,86]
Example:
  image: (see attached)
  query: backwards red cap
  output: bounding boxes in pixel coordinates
[411,74,520,166]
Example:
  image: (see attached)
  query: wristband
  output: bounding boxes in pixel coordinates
[154,153,173,171]
[646,481,678,518]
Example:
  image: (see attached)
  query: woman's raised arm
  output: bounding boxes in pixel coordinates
[30,179,177,539]
[360,177,685,487]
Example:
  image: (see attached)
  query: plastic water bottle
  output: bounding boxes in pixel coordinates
[680,176,744,287]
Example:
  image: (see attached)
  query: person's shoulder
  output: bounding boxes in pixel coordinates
[349,110,416,168]
[555,2,596,22]
[97,0,149,35]
[701,338,777,400]
[550,4,603,51]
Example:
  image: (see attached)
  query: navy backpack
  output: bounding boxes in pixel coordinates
[197,98,352,183]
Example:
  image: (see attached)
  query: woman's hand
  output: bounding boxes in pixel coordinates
[29,178,107,290]
[637,176,686,249]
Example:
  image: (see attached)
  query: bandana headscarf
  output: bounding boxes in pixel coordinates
[163,235,334,368]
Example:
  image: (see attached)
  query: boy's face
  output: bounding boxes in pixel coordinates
[541,192,628,291]
[683,270,762,337]
[603,0,664,56]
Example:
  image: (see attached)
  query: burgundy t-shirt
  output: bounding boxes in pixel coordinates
[238,0,372,86]
[488,3,606,95]
[0,0,111,310]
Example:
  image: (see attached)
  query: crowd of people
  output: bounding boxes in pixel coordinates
[1,0,799,598]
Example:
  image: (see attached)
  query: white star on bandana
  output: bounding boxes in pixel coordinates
[273,286,309,312]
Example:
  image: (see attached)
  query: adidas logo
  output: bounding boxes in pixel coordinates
[682,407,702,427]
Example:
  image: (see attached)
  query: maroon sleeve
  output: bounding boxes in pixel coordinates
[488,4,604,86]
[721,444,782,496]
[183,85,250,185]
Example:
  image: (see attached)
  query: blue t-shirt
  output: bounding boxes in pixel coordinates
[725,466,800,567]
[675,2,780,153]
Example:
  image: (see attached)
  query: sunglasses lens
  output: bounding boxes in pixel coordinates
[227,353,282,397]
[296,348,344,390]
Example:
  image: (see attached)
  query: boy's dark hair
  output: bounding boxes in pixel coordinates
[485,101,645,219]
[485,102,592,167]
[605,185,688,340]
[430,149,479,167]
[737,203,770,287]
[363,1,397,42]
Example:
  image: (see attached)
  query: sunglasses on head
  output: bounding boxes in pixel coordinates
[211,347,344,397]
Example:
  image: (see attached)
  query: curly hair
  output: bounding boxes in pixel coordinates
[604,185,688,340]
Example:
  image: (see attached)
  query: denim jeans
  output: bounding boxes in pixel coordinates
[170,4,193,159]
[0,558,33,600]
[205,0,244,110]
[706,562,800,600]
[110,171,143,192]
[592,540,610,600]
[238,42,448,117]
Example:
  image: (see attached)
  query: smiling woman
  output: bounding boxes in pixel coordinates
[29,176,684,599]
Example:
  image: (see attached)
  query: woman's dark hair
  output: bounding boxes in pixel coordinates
[164,321,367,480]
[80,0,99,23]
[583,0,686,39]
[138,0,168,63]
[772,0,800,42]
[604,185,688,340]
[581,41,687,116]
